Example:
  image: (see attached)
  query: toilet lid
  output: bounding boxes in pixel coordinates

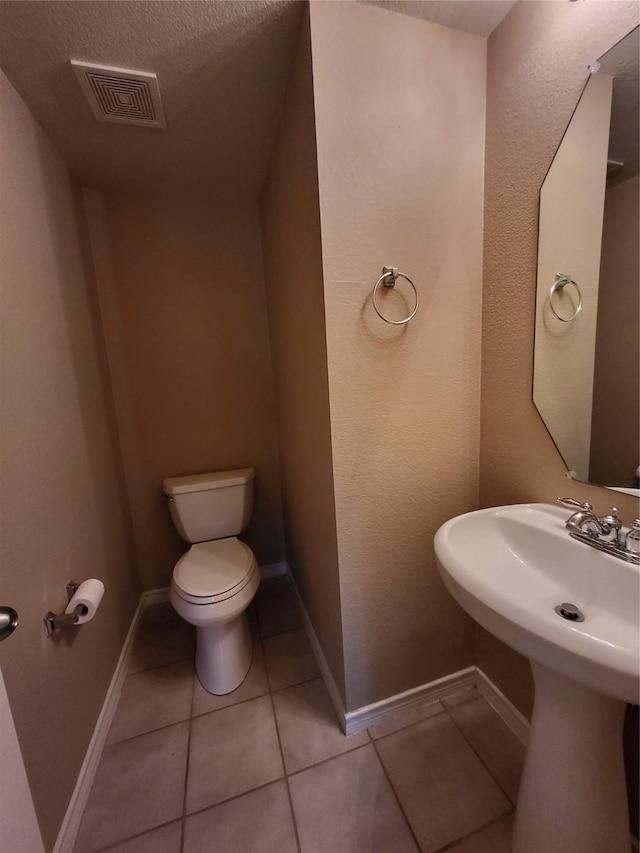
[173,538,255,599]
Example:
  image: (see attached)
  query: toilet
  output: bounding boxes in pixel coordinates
[163,468,260,695]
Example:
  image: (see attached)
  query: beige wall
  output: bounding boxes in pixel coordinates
[84,192,286,591]
[534,72,612,481]
[590,175,640,488]
[0,69,138,850]
[260,11,345,702]
[481,0,640,717]
[310,1,486,711]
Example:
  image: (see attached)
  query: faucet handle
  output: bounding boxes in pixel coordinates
[625,520,640,558]
[601,507,622,528]
[557,498,592,511]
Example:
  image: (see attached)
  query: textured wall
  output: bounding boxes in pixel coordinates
[590,175,639,488]
[533,72,612,481]
[260,10,345,702]
[310,1,486,711]
[85,192,285,590]
[481,0,640,716]
[0,69,138,850]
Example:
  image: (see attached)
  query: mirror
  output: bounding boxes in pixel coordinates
[533,27,639,496]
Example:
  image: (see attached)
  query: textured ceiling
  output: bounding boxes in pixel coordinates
[0,0,305,196]
[0,0,514,196]
[362,0,517,37]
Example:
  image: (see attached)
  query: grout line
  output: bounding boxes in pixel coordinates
[104,711,194,749]
[265,634,303,853]
[181,777,287,822]
[431,810,515,853]
[126,651,194,678]
[268,674,324,696]
[109,663,322,749]
[258,623,305,641]
[180,668,196,853]
[94,817,184,852]
[444,705,517,806]
[369,738,422,852]
[367,701,447,742]
[285,741,373,781]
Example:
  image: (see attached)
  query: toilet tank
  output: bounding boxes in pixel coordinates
[163,468,254,543]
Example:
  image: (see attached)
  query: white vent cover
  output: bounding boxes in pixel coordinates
[71,60,166,128]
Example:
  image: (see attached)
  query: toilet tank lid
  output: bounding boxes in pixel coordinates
[163,468,254,496]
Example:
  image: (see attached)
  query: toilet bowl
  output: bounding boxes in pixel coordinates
[163,469,259,695]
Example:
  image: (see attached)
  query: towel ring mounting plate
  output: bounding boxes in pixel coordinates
[372,267,419,325]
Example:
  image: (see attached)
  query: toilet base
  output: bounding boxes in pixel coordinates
[195,612,252,695]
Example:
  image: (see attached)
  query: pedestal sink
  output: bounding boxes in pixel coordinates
[434,503,639,853]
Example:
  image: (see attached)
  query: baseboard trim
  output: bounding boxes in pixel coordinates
[259,561,288,580]
[286,569,347,731]
[141,587,170,606]
[475,667,530,746]
[53,595,145,853]
[345,667,477,736]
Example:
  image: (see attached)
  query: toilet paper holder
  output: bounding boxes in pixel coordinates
[43,581,87,637]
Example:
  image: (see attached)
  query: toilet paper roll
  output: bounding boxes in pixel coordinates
[65,579,105,625]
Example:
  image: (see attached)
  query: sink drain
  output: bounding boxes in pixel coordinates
[555,603,584,622]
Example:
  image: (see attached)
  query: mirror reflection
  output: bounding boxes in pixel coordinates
[533,27,639,495]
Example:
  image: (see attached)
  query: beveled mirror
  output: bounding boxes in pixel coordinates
[533,26,639,496]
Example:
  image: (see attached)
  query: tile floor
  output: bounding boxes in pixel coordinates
[75,578,525,853]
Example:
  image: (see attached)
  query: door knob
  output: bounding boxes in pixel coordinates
[0,607,18,642]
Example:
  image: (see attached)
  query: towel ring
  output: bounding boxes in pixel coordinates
[550,274,582,323]
[372,267,420,325]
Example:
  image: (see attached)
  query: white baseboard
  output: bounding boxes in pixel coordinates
[286,568,347,731]
[346,666,475,735]
[345,667,477,736]
[53,596,146,853]
[285,566,530,742]
[344,666,531,741]
[141,586,171,606]
[475,667,530,745]
[259,561,288,580]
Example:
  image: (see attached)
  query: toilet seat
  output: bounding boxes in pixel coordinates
[172,537,257,605]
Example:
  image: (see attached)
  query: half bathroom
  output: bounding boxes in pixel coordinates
[0,1,638,851]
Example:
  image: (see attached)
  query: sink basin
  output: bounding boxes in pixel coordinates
[434,503,640,853]
[434,502,639,703]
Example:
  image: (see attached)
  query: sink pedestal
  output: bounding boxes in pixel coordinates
[514,663,630,853]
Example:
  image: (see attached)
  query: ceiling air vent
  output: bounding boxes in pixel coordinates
[71,60,166,128]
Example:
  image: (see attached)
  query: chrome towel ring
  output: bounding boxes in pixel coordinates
[372,266,419,325]
[550,273,582,323]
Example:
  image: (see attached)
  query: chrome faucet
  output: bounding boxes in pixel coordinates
[557,498,640,564]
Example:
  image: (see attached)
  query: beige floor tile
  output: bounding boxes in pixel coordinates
[447,814,515,852]
[75,723,188,851]
[368,699,444,740]
[448,697,526,804]
[192,641,269,716]
[186,695,283,813]
[289,745,419,853]
[92,821,182,853]
[441,684,480,710]
[256,591,302,637]
[127,619,195,674]
[375,713,511,853]
[107,660,193,744]
[273,678,369,773]
[263,628,320,691]
[184,781,297,853]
